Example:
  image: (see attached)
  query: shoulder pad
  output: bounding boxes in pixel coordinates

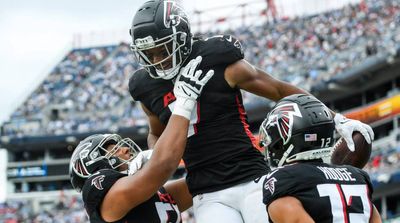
[353,166,374,194]
[189,35,244,68]
[262,164,308,206]
[82,169,126,212]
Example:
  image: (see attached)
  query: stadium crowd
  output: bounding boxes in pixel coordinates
[0,198,197,223]
[228,0,400,90]
[2,0,399,137]
[365,144,400,185]
[0,195,87,223]
[11,46,116,121]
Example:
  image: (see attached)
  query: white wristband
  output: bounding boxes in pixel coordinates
[172,97,196,120]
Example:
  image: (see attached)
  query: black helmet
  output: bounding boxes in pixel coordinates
[129,0,192,80]
[259,94,335,167]
[69,134,142,192]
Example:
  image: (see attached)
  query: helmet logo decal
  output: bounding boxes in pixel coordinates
[163,1,187,28]
[264,177,277,195]
[78,142,92,158]
[91,175,105,190]
[266,103,302,145]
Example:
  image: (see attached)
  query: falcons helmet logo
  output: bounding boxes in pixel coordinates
[266,103,302,145]
[91,175,105,190]
[264,177,278,195]
[163,1,187,28]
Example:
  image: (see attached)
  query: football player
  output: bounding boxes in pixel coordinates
[69,57,213,222]
[260,94,381,223]
[128,1,374,222]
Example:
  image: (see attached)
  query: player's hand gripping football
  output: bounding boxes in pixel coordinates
[334,113,374,152]
[173,56,214,120]
[128,149,153,175]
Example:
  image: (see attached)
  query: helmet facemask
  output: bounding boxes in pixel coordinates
[101,135,142,171]
[259,118,287,167]
[71,134,141,182]
[130,30,187,80]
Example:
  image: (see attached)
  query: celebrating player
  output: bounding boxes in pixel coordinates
[128,1,374,222]
[260,94,381,223]
[69,57,213,222]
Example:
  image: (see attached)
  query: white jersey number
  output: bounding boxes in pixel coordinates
[155,202,181,223]
[317,184,371,223]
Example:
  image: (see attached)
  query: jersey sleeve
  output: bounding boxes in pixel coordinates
[262,167,299,207]
[158,187,178,205]
[82,169,126,215]
[195,35,244,68]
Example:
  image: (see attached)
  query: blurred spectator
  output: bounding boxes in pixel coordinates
[366,40,378,55]
[0,194,87,223]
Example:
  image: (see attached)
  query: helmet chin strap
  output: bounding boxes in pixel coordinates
[278,144,295,167]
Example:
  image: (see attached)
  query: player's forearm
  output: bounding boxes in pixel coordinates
[164,178,193,212]
[119,115,189,210]
[147,132,159,149]
[276,79,337,117]
[154,115,189,168]
[276,79,309,100]
[108,115,188,217]
[143,115,189,187]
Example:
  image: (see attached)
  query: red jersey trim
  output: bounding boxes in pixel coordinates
[235,95,261,150]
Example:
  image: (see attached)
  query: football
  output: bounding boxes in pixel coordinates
[330,131,372,169]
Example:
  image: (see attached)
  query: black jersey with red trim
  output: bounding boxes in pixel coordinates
[129,35,268,195]
[82,169,181,223]
[263,162,374,223]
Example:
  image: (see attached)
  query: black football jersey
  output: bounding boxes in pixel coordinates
[263,162,374,223]
[82,169,181,223]
[129,35,268,195]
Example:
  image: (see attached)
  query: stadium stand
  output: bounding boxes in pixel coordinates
[1,0,400,222]
[2,0,400,137]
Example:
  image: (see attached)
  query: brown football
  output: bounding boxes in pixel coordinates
[330,131,372,169]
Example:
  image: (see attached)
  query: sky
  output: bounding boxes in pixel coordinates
[0,0,360,125]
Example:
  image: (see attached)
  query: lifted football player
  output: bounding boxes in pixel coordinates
[69,58,213,223]
[260,94,381,223]
[128,1,374,222]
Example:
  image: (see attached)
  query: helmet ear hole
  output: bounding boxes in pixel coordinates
[180,32,187,42]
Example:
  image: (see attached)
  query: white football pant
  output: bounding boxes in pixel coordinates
[193,175,268,223]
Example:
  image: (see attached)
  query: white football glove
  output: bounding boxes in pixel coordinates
[128,150,153,175]
[173,56,214,120]
[334,113,374,152]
